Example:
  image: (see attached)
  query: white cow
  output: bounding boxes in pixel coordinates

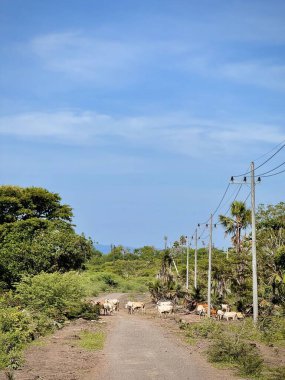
[217,309,224,320]
[157,303,174,318]
[126,301,145,314]
[103,300,115,315]
[125,301,133,314]
[223,311,237,321]
[106,298,120,311]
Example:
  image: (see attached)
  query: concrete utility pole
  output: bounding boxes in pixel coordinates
[251,162,259,323]
[207,214,213,318]
[186,236,189,289]
[164,235,168,250]
[194,228,198,289]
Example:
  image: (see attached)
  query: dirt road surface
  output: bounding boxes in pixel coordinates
[0,294,237,380]
[92,311,234,380]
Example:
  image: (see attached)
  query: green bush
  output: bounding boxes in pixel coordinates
[15,272,86,320]
[184,319,222,340]
[66,301,100,320]
[0,307,33,369]
[208,334,263,376]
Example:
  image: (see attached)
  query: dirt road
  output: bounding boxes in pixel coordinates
[93,311,234,380]
[0,294,237,380]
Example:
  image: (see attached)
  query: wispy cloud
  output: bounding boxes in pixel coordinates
[29,30,285,92]
[31,32,147,85]
[1,110,284,158]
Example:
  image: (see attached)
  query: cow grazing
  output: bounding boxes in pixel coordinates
[194,303,216,318]
[126,301,145,314]
[217,309,224,320]
[223,311,237,321]
[125,301,133,314]
[157,303,174,318]
[106,298,120,311]
[195,303,208,315]
[103,300,115,315]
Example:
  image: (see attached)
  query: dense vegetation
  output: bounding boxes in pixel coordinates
[0,186,99,369]
[0,185,284,376]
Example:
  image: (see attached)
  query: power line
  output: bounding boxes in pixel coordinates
[233,142,285,177]
[258,160,285,176]
[200,182,231,226]
[261,167,285,178]
[222,183,243,216]
[253,139,285,163]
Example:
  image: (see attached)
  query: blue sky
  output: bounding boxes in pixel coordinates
[1,0,285,249]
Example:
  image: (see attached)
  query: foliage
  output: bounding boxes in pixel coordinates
[208,333,263,376]
[182,318,222,340]
[219,201,251,254]
[0,218,94,288]
[15,272,86,320]
[0,186,73,224]
[0,306,33,369]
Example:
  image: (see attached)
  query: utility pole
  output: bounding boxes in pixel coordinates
[207,214,213,318]
[164,235,168,250]
[194,228,198,289]
[186,236,189,289]
[251,161,258,323]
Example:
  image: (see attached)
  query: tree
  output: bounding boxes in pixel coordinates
[0,219,93,287]
[219,201,251,254]
[0,186,73,224]
[0,186,93,288]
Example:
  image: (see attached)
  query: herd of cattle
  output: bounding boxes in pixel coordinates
[94,298,244,321]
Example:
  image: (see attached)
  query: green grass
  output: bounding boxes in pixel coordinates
[77,330,106,351]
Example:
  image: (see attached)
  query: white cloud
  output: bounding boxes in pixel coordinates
[1,110,284,158]
[31,32,146,85]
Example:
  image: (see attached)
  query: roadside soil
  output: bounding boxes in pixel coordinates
[1,293,282,379]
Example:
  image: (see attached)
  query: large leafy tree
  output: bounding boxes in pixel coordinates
[219,201,251,254]
[0,186,73,224]
[0,186,93,289]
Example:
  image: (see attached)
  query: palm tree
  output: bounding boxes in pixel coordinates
[219,201,251,254]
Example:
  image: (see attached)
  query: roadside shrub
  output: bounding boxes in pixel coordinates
[100,274,118,287]
[15,272,86,320]
[208,334,263,376]
[257,316,285,344]
[66,301,100,320]
[184,319,222,340]
[0,307,33,369]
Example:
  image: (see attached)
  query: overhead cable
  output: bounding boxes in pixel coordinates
[257,160,285,176]
[233,142,285,177]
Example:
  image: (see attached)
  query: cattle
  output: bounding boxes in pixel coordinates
[194,304,217,318]
[103,300,116,315]
[125,301,133,314]
[221,304,230,312]
[106,298,120,311]
[236,312,245,320]
[217,309,224,320]
[157,303,174,317]
[223,311,237,321]
[126,301,145,314]
[195,303,208,315]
